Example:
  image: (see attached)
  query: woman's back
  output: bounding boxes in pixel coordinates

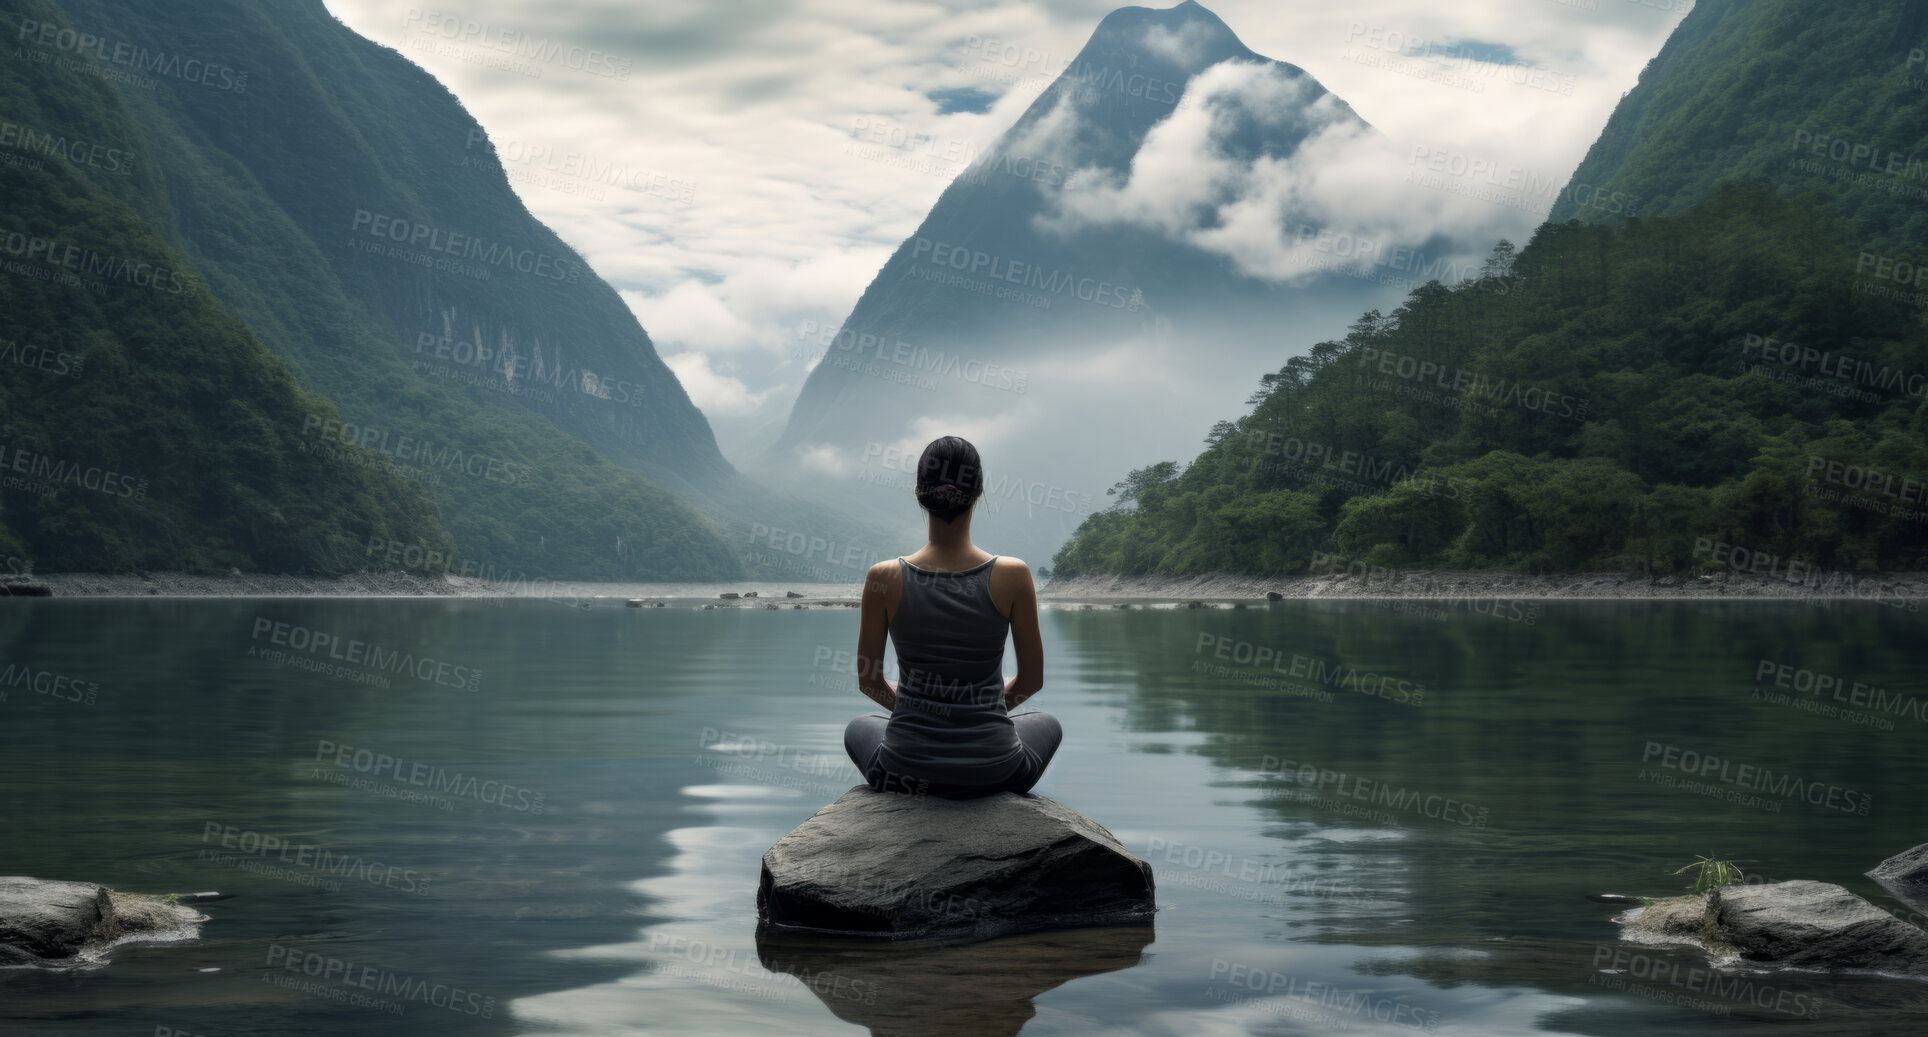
[877,556,1025,785]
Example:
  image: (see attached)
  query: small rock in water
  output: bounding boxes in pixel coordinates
[758,786,1155,943]
[785,590,804,598]
[744,591,759,598]
[0,877,210,966]
[1868,843,1928,888]
[1266,590,1284,601]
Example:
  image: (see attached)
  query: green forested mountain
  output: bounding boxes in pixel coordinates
[1549,0,1928,252]
[2,0,880,579]
[1053,185,1928,578]
[0,0,456,574]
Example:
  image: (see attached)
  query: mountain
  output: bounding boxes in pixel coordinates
[0,0,457,575]
[1052,184,1928,579]
[763,1,1409,563]
[5,0,884,580]
[1549,0,1928,250]
[1050,0,1928,582]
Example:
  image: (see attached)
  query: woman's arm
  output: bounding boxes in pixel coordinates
[999,559,1043,711]
[855,560,897,710]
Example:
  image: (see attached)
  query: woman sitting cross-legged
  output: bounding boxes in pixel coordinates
[841,435,1062,799]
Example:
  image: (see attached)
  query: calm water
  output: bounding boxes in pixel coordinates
[2,597,1926,1035]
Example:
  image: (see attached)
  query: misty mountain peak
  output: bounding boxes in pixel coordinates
[1080,1,1258,78]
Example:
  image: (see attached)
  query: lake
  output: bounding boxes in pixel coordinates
[2,596,1925,1035]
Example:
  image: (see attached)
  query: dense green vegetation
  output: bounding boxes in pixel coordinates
[1054,184,1928,578]
[0,2,452,574]
[0,0,768,578]
[1551,0,1928,253]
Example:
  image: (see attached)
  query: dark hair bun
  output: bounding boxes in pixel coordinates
[916,483,975,517]
[914,436,984,522]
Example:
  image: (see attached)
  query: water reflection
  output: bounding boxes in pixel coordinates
[4,599,1925,1034]
[754,926,1155,1037]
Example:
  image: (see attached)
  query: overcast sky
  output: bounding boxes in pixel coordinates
[321,0,1692,462]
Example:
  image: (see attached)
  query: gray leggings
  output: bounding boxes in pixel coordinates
[843,711,1062,799]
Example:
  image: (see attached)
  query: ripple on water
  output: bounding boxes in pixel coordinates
[679,784,799,799]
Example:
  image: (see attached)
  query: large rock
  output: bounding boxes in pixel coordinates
[1869,844,1928,889]
[1616,880,1928,976]
[1709,881,1928,974]
[0,877,209,966]
[757,787,1155,942]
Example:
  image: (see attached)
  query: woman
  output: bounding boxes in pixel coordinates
[842,436,1062,798]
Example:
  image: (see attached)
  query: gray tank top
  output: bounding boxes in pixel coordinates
[876,556,1025,785]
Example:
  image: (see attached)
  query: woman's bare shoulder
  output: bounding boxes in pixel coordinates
[989,555,1033,585]
[864,558,902,590]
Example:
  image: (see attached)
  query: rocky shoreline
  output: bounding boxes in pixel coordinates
[1040,569,1928,604]
[10,568,1925,604]
[20,570,474,597]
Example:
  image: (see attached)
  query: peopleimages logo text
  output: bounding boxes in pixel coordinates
[250,617,483,691]
[298,415,522,485]
[908,237,1142,310]
[1641,742,1872,815]
[315,740,544,812]
[16,19,248,92]
[350,209,580,283]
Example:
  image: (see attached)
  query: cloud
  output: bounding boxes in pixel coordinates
[1141,19,1226,69]
[1040,57,1569,283]
[659,351,780,416]
[622,244,892,369]
[791,442,850,477]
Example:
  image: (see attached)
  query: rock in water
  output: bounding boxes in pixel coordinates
[1869,844,1928,888]
[757,787,1155,942]
[1708,881,1928,975]
[0,879,110,960]
[0,877,208,966]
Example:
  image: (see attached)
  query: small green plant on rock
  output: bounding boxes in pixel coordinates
[1674,856,1748,893]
